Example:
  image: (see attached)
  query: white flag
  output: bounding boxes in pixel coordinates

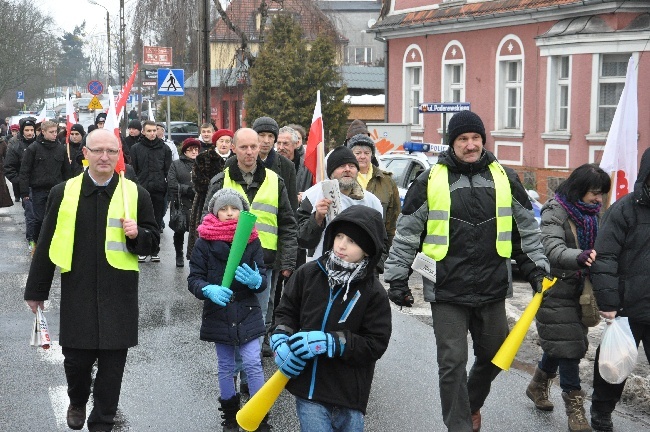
[35,104,47,124]
[600,56,638,205]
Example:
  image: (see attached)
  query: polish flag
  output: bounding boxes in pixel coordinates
[35,104,47,123]
[115,64,139,121]
[65,88,77,142]
[104,86,125,174]
[304,91,325,184]
[600,56,638,205]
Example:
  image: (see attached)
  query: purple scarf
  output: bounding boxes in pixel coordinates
[554,193,600,250]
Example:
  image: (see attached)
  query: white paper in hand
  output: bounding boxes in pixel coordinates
[30,315,39,347]
[321,179,342,223]
[411,252,437,282]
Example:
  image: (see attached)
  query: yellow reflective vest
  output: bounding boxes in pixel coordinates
[422,162,512,261]
[222,167,279,250]
[49,173,139,272]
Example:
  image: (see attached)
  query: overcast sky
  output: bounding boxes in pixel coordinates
[43,0,120,38]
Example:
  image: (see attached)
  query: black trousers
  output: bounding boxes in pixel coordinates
[30,188,50,243]
[592,320,650,414]
[62,347,128,432]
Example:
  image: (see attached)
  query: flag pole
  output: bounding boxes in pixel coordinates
[121,170,129,218]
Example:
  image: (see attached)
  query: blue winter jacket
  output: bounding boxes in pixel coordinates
[188,236,267,345]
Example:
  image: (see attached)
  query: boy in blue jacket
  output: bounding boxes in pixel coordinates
[271,205,392,431]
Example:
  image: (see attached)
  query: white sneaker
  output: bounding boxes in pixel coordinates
[150,255,160,262]
[138,255,147,262]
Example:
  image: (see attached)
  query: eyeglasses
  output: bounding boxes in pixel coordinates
[86,147,119,156]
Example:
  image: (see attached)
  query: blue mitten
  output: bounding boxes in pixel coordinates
[274,342,306,378]
[202,284,233,306]
[270,333,289,352]
[235,263,263,289]
[288,331,335,360]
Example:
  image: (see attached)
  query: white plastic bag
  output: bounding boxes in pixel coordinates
[29,308,51,350]
[598,317,638,384]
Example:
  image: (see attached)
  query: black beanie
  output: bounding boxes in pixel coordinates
[330,220,375,256]
[347,133,376,155]
[70,124,85,136]
[252,116,279,141]
[128,119,142,131]
[326,146,360,179]
[95,113,107,125]
[447,111,486,145]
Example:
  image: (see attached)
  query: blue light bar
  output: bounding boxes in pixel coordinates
[403,142,430,153]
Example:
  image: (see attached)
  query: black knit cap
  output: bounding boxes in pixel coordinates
[70,124,85,136]
[128,119,142,131]
[347,133,376,155]
[329,220,375,256]
[447,110,486,145]
[95,113,107,125]
[252,116,279,141]
[326,145,360,178]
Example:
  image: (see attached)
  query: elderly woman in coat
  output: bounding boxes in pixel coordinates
[527,163,611,432]
[167,138,200,267]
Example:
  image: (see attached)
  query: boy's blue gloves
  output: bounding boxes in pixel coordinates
[235,263,263,289]
[274,341,306,378]
[202,284,232,306]
[269,333,289,351]
[288,331,339,359]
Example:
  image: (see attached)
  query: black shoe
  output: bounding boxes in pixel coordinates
[66,404,86,430]
[175,255,184,267]
[262,340,273,357]
[240,381,249,396]
[591,407,613,432]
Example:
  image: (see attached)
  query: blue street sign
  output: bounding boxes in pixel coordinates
[88,80,104,95]
[419,102,471,113]
[157,69,184,96]
[17,91,24,103]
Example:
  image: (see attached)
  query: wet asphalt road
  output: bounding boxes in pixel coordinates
[1,184,649,431]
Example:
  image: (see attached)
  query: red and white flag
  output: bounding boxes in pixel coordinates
[104,86,126,174]
[65,88,77,142]
[35,104,47,124]
[600,56,638,205]
[115,63,139,120]
[304,91,325,184]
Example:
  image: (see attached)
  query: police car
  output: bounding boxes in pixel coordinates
[378,142,542,224]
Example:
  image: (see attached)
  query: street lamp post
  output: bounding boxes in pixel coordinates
[88,1,111,86]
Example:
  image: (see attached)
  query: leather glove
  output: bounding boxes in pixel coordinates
[576,249,593,267]
[269,333,289,352]
[288,331,336,359]
[274,341,307,378]
[528,268,553,294]
[235,263,263,289]
[388,280,414,307]
[202,284,233,306]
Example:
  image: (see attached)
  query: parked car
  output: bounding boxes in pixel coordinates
[168,121,199,144]
[75,98,92,112]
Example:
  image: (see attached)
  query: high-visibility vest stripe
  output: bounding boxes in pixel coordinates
[50,174,139,272]
[422,162,512,261]
[222,168,279,250]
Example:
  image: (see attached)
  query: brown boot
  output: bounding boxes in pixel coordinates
[471,410,481,432]
[562,390,592,432]
[526,367,556,411]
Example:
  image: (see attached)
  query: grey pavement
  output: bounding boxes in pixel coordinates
[1,186,649,431]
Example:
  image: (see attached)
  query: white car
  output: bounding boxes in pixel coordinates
[379,142,542,224]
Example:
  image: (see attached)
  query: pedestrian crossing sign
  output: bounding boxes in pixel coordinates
[157,68,184,96]
[87,96,103,110]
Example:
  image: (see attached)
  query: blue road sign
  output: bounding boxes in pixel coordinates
[88,80,104,95]
[419,102,471,113]
[157,69,184,96]
[16,91,24,103]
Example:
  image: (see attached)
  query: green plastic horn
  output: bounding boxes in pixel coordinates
[221,211,258,288]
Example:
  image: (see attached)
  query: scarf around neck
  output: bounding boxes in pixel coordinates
[325,251,369,302]
[554,193,600,250]
[197,213,259,243]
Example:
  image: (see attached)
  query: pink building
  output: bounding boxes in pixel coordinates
[371,0,650,197]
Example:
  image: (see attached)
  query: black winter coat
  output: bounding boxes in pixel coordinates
[188,236,267,344]
[536,199,589,359]
[19,138,70,196]
[4,134,36,186]
[24,172,159,349]
[130,137,172,194]
[272,205,392,414]
[591,147,650,325]
[167,154,195,232]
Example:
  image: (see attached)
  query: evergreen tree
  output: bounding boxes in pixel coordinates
[245,15,348,145]
[158,97,199,122]
[59,23,88,86]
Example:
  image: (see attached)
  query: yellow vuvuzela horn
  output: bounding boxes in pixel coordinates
[237,370,290,431]
[492,276,557,371]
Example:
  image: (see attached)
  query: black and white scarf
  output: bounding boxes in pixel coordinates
[325,252,369,302]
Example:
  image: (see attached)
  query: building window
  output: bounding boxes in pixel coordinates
[598,54,628,132]
[222,100,230,130]
[235,100,242,130]
[347,47,373,65]
[548,55,570,132]
[405,66,422,126]
[502,60,522,129]
[446,64,463,102]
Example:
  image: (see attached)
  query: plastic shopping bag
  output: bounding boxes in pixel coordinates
[29,308,51,350]
[598,317,638,384]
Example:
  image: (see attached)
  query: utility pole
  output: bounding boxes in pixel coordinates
[198,0,211,124]
[120,0,126,134]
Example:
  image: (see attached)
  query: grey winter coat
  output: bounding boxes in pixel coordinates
[167,154,195,232]
[536,199,589,359]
